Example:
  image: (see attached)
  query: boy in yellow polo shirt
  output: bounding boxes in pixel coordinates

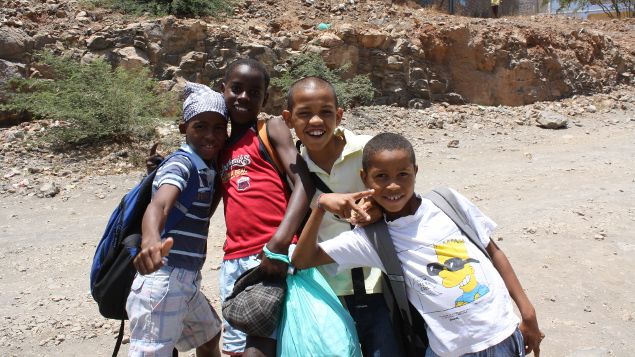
[282,77,401,356]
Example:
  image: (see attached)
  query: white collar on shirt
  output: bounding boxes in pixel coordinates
[179,143,212,171]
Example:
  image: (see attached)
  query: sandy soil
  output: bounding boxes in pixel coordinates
[1,98,634,356]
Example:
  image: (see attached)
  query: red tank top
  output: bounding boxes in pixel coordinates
[220,127,292,260]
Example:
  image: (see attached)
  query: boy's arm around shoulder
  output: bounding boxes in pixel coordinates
[291,206,334,269]
[134,184,179,275]
[262,117,316,275]
[292,191,373,269]
[487,241,544,356]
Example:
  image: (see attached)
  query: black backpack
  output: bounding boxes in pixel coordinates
[363,187,491,356]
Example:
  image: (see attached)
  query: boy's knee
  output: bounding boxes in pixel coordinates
[196,332,221,357]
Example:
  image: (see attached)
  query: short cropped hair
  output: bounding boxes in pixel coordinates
[362,133,416,171]
[286,76,338,110]
[224,58,270,90]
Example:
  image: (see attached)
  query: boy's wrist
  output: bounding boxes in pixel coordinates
[316,193,326,212]
[519,304,537,321]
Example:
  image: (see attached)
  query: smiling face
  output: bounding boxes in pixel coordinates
[221,64,268,126]
[179,112,228,164]
[361,148,419,221]
[433,240,478,292]
[282,83,343,154]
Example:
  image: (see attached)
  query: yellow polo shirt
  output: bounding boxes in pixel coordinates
[300,128,383,296]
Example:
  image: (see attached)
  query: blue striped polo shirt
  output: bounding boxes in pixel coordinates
[152,144,215,271]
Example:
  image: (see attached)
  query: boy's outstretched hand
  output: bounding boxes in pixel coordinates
[133,237,173,275]
[317,190,375,222]
[520,312,545,356]
[146,142,164,174]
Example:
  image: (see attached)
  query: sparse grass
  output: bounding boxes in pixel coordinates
[272,53,375,108]
[2,52,175,148]
[84,0,233,17]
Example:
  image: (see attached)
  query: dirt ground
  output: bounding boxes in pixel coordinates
[1,93,634,356]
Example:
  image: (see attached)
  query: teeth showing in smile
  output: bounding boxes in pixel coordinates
[459,274,471,288]
[307,130,325,137]
[384,194,403,201]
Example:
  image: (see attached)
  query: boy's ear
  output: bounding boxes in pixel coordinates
[178,122,187,134]
[360,168,368,186]
[282,110,293,129]
[336,107,344,127]
[220,83,225,93]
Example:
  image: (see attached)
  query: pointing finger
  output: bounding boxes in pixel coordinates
[348,201,370,222]
[149,142,159,156]
[351,189,374,201]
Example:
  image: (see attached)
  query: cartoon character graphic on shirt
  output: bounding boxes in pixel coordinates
[427,239,489,307]
[221,154,251,191]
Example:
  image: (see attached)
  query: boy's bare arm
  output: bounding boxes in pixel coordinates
[262,117,316,275]
[487,241,544,357]
[292,191,373,269]
[134,185,180,275]
[291,207,334,269]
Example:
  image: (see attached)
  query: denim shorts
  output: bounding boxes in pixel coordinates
[126,265,221,357]
[425,327,525,357]
[219,254,277,355]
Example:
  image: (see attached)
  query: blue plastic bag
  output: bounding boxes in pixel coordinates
[263,247,361,357]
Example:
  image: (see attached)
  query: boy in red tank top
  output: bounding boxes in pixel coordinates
[217,59,314,357]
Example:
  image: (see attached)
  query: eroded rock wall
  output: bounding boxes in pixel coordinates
[1,10,633,120]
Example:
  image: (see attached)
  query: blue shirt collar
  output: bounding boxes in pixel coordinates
[179,143,211,171]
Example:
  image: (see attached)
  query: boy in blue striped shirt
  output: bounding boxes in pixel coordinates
[126,83,228,357]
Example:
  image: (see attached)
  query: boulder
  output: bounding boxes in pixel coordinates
[359,30,387,49]
[86,34,111,50]
[179,51,207,72]
[0,26,33,61]
[536,110,568,129]
[114,47,149,71]
[312,33,343,48]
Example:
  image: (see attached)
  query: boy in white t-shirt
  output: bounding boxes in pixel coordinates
[292,132,545,357]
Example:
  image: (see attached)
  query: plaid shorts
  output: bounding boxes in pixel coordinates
[219,254,277,355]
[126,265,222,357]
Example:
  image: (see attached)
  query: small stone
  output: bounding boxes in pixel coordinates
[536,110,568,129]
[447,140,460,148]
[39,182,60,198]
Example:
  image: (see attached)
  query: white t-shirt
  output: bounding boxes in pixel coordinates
[320,189,520,356]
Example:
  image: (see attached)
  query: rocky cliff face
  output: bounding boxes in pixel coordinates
[1,0,633,122]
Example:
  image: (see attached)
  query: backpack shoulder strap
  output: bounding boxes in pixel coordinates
[423,187,491,260]
[257,119,285,176]
[364,220,414,326]
[310,172,332,194]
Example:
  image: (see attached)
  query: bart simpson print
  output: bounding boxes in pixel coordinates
[427,239,490,307]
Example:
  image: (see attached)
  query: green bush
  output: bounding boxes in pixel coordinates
[3,53,174,147]
[272,53,375,108]
[85,0,232,17]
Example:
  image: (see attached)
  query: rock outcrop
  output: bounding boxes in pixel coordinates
[0,0,633,123]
